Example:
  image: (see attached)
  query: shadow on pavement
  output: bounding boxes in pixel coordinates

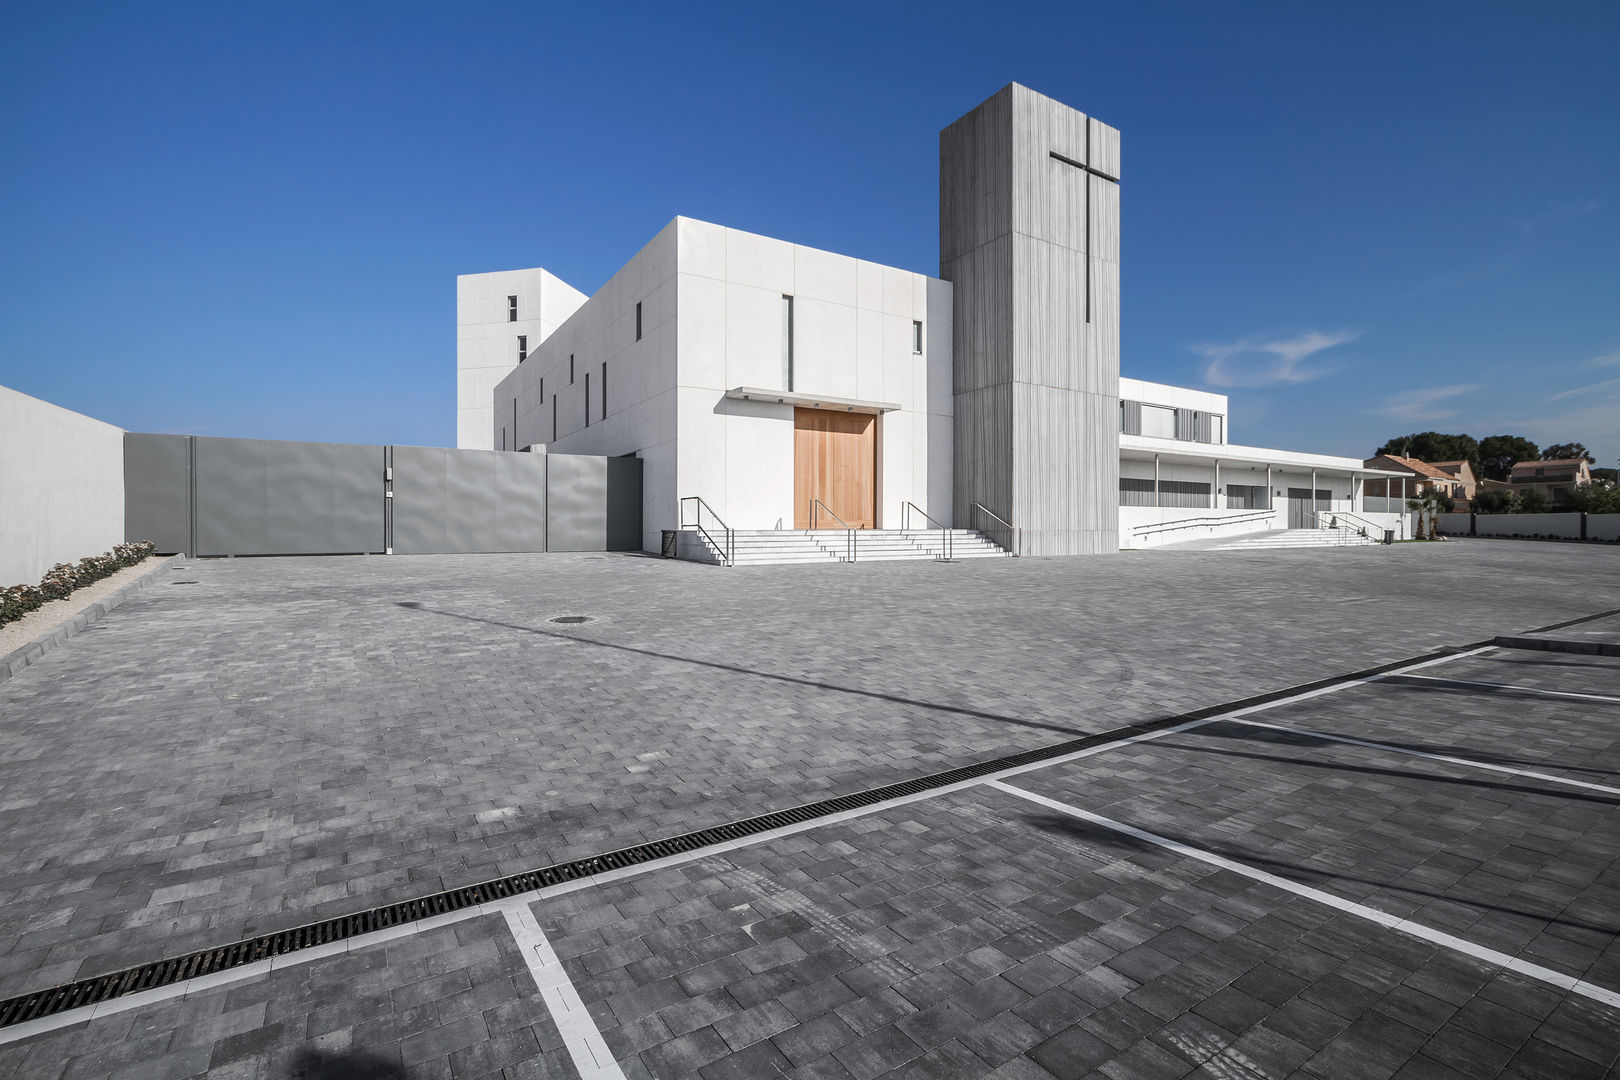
[289,1048,405,1079]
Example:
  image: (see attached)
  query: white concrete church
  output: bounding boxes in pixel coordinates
[456,84,1405,561]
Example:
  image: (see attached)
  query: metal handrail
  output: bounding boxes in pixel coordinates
[971,503,1019,557]
[1304,510,1357,546]
[901,501,951,562]
[1325,509,1382,539]
[809,499,855,563]
[1131,510,1276,539]
[679,495,734,567]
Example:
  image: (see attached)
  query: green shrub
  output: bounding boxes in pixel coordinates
[0,540,155,629]
[1566,482,1620,514]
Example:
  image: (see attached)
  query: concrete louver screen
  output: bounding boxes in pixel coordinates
[122,433,640,557]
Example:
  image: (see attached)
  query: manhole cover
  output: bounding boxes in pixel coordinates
[548,615,593,625]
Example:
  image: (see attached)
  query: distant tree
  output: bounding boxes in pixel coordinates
[1540,442,1597,463]
[1517,489,1552,514]
[1593,467,1619,484]
[1566,482,1620,514]
[1477,434,1540,481]
[1473,488,1520,514]
[1374,432,1479,464]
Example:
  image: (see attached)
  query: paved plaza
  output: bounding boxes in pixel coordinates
[0,540,1617,1079]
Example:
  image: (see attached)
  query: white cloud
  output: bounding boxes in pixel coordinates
[1514,198,1599,234]
[1550,377,1620,403]
[1497,378,1620,467]
[1589,351,1620,368]
[1378,384,1484,423]
[1195,330,1358,388]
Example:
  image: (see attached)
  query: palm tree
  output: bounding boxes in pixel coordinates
[1405,489,1444,540]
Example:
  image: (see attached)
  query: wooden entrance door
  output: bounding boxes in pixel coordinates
[794,408,876,529]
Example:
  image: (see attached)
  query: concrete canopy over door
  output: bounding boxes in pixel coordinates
[793,408,876,529]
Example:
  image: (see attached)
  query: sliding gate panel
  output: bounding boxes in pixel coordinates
[124,433,192,554]
[390,445,547,554]
[547,454,642,552]
[193,437,383,556]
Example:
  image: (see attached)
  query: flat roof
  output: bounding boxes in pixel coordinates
[1121,434,1408,476]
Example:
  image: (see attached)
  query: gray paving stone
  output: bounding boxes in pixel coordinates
[1,546,1614,1001]
[0,914,571,1080]
[2,544,1617,1078]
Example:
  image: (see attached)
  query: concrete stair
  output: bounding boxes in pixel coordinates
[1209,528,1381,551]
[676,529,1011,566]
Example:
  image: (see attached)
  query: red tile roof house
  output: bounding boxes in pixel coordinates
[1426,460,1478,499]
[1506,458,1593,508]
[1361,455,1469,502]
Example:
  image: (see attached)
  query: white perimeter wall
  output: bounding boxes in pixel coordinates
[0,385,126,585]
[494,222,680,553]
[1446,512,1620,541]
[673,218,953,532]
[457,268,587,450]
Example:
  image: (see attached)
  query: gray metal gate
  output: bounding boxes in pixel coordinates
[193,437,383,556]
[390,446,548,554]
[124,433,639,556]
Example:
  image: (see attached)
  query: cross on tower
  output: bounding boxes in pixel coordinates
[1048,117,1119,324]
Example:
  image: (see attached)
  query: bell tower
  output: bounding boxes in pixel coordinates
[941,84,1121,555]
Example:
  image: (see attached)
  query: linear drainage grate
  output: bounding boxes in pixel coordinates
[547,615,593,625]
[4,612,1617,1030]
[170,581,200,585]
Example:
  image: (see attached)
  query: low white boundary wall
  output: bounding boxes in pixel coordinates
[0,387,126,585]
[1441,512,1620,541]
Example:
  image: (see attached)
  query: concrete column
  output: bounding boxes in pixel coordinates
[1213,459,1220,509]
[1154,454,1160,508]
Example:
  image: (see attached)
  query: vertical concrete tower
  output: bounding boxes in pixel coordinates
[941,84,1121,555]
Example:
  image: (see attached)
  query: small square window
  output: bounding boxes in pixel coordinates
[507,295,518,322]
[912,321,923,354]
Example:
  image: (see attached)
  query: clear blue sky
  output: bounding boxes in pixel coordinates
[3,2,1616,466]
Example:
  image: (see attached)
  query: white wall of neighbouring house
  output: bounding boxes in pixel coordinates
[0,385,126,585]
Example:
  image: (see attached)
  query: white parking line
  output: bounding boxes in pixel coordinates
[1383,672,1620,705]
[988,780,1620,1011]
[502,905,626,1079]
[1226,718,1620,796]
[0,644,1495,1045]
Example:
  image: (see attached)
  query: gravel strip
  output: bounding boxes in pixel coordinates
[0,556,175,660]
